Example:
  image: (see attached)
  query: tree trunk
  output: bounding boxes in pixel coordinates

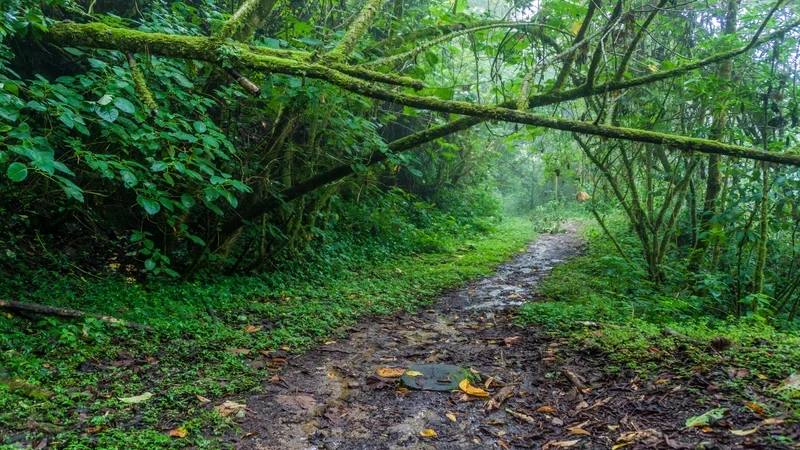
[690,0,739,270]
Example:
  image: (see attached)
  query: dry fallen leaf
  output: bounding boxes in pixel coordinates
[243,325,262,333]
[405,370,423,377]
[196,395,211,403]
[169,427,188,438]
[446,412,457,422]
[536,406,557,414]
[745,402,766,416]
[215,401,247,417]
[459,379,489,397]
[762,418,784,425]
[376,368,405,378]
[756,373,768,380]
[730,427,758,436]
[505,408,535,424]
[226,348,251,355]
[420,429,437,437]
[568,428,591,436]
[544,439,580,449]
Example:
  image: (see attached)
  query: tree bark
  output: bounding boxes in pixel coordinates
[0,300,150,330]
[689,0,739,270]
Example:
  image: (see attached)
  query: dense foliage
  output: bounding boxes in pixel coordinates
[1,0,800,446]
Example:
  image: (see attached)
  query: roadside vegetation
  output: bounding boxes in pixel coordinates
[520,213,800,420]
[1,214,533,448]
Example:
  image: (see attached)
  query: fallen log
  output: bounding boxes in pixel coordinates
[0,377,54,400]
[0,299,150,330]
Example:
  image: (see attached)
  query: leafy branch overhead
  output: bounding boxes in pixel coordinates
[44,2,799,169]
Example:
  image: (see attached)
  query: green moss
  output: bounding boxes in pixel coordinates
[126,53,157,114]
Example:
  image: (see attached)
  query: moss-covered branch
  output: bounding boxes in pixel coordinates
[51,21,800,167]
[217,0,278,41]
[217,115,485,237]
[326,0,386,61]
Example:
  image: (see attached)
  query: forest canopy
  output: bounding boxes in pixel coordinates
[1,0,799,312]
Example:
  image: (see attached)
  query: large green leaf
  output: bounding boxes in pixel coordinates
[6,162,28,182]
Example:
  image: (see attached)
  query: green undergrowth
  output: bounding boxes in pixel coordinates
[518,219,800,418]
[0,218,535,448]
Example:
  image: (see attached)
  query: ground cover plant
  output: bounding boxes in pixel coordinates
[519,216,800,424]
[0,218,534,448]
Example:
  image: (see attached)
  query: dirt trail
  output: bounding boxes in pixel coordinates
[230,225,797,450]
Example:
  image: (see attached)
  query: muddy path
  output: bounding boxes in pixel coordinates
[229,226,797,450]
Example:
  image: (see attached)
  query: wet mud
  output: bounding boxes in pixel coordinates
[229,225,798,450]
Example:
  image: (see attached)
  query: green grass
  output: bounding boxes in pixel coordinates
[518,219,800,417]
[0,218,535,448]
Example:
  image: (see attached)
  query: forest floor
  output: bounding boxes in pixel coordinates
[227,224,799,450]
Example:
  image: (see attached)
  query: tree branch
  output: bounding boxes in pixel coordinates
[217,0,278,41]
[551,0,598,92]
[363,22,551,69]
[326,0,386,61]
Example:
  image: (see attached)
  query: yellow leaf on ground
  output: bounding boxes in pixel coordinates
[459,379,489,397]
[568,428,591,436]
[196,395,211,403]
[119,392,153,404]
[762,418,784,425]
[731,427,758,436]
[536,406,557,414]
[756,374,768,380]
[611,444,629,450]
[446,412,457,422]
[404,370,424,377]
[745,402,766,415]
[420,429,437,437]
[169,427,188,438]
[244,325,262,333]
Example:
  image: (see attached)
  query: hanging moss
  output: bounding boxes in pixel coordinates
[126,52,157,115]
